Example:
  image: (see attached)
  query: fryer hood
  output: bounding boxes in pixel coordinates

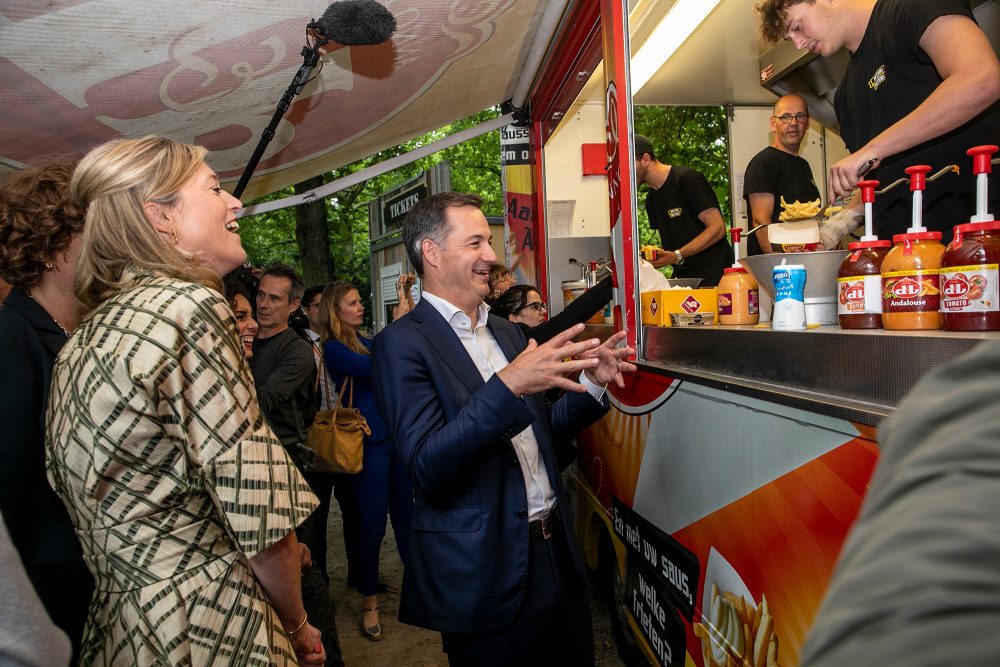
[758,43,849,132]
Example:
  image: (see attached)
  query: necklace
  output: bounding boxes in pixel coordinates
[25,290,74,337]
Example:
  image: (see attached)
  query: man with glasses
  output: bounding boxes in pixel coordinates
[743,94,822,255]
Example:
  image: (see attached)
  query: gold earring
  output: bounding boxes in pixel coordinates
[44,261,53,270]
[170,230,178,245]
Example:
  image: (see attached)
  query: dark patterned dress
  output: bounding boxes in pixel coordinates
[45,274,319,666]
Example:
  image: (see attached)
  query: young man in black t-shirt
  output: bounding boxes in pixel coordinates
[635,134,733,286]
[743,94,821,255]
[755,0,1000,244]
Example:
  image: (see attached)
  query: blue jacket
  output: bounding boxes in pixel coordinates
[323,335,388,443]
[371,298,608,633]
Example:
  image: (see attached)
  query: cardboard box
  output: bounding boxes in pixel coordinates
[641,288,719,327]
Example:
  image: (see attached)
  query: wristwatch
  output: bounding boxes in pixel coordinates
[673,249,685,265]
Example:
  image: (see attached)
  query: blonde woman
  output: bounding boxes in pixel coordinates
[45,136,325,665]
[318,281,413,641]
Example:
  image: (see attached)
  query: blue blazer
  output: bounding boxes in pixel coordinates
[372,298,608,633]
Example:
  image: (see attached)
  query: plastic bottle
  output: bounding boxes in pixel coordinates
[772,263,807,330]
[718,267,759,325]
[838,240,891,329]
[881,232,945,330]
[940,145,1000,331]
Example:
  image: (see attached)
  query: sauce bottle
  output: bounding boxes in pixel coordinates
[838,240,891,329]
[718,267,759,325]
[941,145,1000,331]
[881,231,945,330]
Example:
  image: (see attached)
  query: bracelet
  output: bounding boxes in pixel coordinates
[285,612,308,638]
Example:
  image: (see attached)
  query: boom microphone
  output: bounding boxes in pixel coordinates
[310,0,397,46]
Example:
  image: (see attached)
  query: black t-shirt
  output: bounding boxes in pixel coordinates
[644,165,734,286]
[742,146,821,255]
[835,0,1000,243]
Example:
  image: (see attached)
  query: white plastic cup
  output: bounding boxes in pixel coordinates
[772,264,807,330]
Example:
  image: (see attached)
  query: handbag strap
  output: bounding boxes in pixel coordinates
[313,342,332,408]
[336,375,355,408]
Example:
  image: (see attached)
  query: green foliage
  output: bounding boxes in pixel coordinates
[239,109,503,311]
[633,105,731,260]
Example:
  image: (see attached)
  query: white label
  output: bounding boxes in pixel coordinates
[837,275,882,316]
[940,265,999,313]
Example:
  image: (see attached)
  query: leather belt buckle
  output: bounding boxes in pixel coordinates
[540,515,553,540]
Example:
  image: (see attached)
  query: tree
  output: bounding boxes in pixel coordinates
[239,109,504,300]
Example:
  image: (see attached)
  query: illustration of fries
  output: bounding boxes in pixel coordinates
[693,583,780,667]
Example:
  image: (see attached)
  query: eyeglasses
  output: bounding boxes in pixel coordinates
[517,301,546,314]
[773,112,809,124]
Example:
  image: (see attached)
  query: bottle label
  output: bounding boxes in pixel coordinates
[718,291,734,315]
[748,288,759,314]
[838,275,882,315]
[882,269,940,313]
[940,264,999,313]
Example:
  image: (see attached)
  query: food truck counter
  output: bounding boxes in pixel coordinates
[643,325,991,426]
[582,324,990,427]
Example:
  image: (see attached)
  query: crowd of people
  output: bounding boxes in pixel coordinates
[0,133,621,666]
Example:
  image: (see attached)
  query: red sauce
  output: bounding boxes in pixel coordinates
[941,220,1000,331]
[838,240,891,329]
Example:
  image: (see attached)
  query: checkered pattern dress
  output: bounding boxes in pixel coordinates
[46,274,319,666]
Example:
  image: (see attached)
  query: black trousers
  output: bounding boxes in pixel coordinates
[302,471,360,584]
[440,531,594,667]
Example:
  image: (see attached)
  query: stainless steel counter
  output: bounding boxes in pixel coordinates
[588,323,995,426]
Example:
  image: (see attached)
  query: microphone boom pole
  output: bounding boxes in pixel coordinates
[232,37,329,199]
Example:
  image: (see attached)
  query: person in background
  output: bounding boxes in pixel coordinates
[755,0,1000,245]
[318,280,414,641]
[372,192,635,665]
[485,263,516,307]
[393,271,417,320]
[490,277,613,345]
[634,134,734,286]
[743,94,822,255]
[224,273,259,358]
[300,283,364,593]
[227,275,344,667]
[0,160,93,661]
[47,136,324,665]
[800,341,1000,666]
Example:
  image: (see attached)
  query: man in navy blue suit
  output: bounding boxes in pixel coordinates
[372,192,634,666]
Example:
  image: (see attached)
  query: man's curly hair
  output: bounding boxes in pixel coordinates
[756,0,811,44]
[0,160,84,290]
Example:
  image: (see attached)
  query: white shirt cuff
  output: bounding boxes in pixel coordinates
[579,371,607,403]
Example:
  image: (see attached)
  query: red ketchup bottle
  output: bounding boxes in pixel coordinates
[837,180,890,329]
[941,145,1000,331]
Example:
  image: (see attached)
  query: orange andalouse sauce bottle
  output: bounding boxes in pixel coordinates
[881,231,945,330]
[717,267,759,325]
[941,220,1000,331]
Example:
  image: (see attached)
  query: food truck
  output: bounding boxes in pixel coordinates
[2,1,997,665]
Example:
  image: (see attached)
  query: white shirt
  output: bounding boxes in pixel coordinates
[420,291,604,520]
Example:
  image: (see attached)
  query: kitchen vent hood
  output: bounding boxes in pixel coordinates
[758,43,849,132]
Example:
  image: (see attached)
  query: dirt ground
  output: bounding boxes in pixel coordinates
[323,508,627,666]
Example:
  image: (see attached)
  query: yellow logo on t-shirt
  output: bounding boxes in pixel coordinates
[868,65,886,91]
[668,207,682,218]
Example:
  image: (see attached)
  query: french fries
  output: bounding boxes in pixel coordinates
[640,244,662,261]
[693,585,780,667]
[778,196,821,222]
[822,205,843,218]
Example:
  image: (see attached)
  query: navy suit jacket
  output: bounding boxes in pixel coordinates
[372,297,609,633]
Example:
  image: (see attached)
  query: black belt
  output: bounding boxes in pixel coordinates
[528,508,560,540]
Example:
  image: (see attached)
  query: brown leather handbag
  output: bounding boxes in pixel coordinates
[307,375,370,473]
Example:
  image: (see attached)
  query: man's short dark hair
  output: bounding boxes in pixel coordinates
[260,262,304,303]
[402,192,484,276]
[302,284,325,307]
[633,133,657,161]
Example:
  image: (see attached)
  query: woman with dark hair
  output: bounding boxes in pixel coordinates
[223,273,259,359]
[46,136,325,665]
[490,276,613,344]
[0,160,93,661]
[318,281,413,642]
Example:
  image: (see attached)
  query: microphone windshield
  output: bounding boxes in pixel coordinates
[315,0,397,45]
